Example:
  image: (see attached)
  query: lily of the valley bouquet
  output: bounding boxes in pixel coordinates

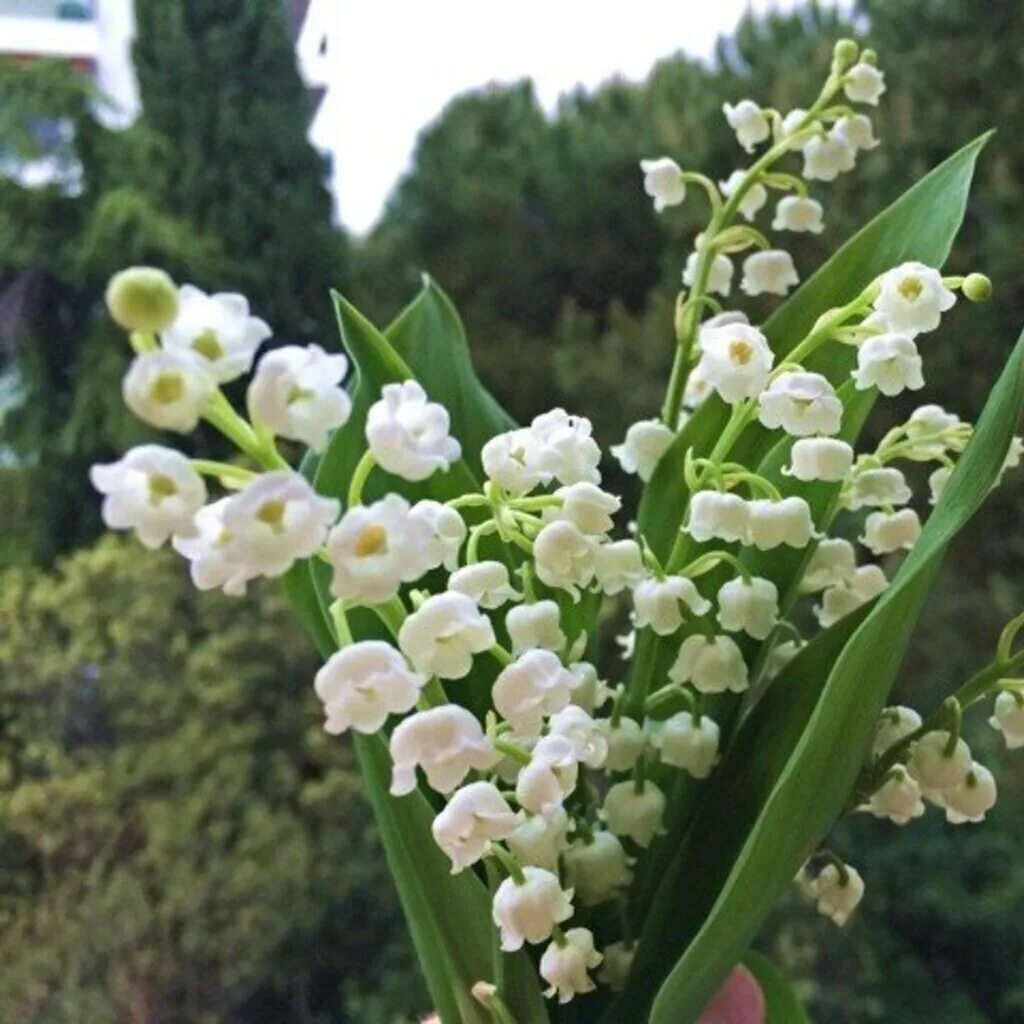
[91,40,1024,1023]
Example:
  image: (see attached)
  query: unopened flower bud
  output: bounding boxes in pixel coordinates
[105,266,179,332]
[832,38,860,71]
[962,272,992,303]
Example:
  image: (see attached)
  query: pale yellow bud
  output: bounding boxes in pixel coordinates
[105,266,179,332]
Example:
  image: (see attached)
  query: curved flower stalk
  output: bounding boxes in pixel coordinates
[90,37,1024,1024]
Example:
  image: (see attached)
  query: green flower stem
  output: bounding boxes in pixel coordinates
[483,860,510,1011]
[489,644,513,667]
[202,390,289,471]
[490,844,526,885]
[190,459,258,484]
[346,449,377,509]
[369,595,408,638]
[467,521,499,563]
[679,549,751,583]
[129,330,157,354]
[329,599,353,647]
[493,738,531,766]
[418,677,449,710]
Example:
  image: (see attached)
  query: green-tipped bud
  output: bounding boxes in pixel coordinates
[860,48,878,66]
[963,273,992,302]
[833,38,859,71]
[105,267,179,333]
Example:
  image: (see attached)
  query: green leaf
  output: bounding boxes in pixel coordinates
[643,327,1024,1021]
[742,951,810,1024]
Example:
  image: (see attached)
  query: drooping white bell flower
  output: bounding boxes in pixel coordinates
[722,99,770,152]
[506,601,567,655]
[409,500,466,571]
[640,157,686,211]
[741,250,800,297]
[989,691,1024,750]
[864,766,925,825]
[601,780,667,848]
[594,539,647,595]
[563,832,633,907]
[481,428,553,495]
[122,350,214,433]
[799,538,857,593]
[602,717,646,772]
[326,494,434,605]
[567,661,610,714]
[860,508,922,555]
[389,705,498,796]
[686,491,751,544]
[365,380,462,481]
[492,866,574,952]
[632,576,712,636]
[943,763,997,824]
[431,781,518,873]
[161,284,271,383]
[516,734,580,818]
[611,420,675,482]
[815,564,888,627]
[758,372,842,436]
[775,107,809,149]
[718,170,767,221]
[543,709,604,771]
[172,499,242,594]
[812,863,865,926]
[873,262,956,337]
[696,323,774,403]
[772,195,825,234]
[314,640,425,735]
[843,467,913,510]
[598,942,636,992]
[873,705,923,758]
[905,404,968,458]
[493,649,578,735]
[653,712,720,778]
[928,466,952,506]
[90,445,206,549]
[506,809,570,871]
[909,731,973,797]
[802,133,856,182]
[669,634,749,694]
[786,437,854,482]
[764,638,804,680]
[530,408,602,487]
[247,344,351,452]
[539,928,603,1004]
[746,496,817,550]
[844,62,886,105]
[716,576,779,639]
[398,591,496,680]
[683,250,734,298]
[832,113,879,151]
[549,482,621,535]
[448,560,520,609]
[533,520,597,598]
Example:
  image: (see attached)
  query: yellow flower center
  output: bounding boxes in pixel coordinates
[256,500,287,531]
[729,339,754,366]
[354,523,389,557]
[148,473,178,503]
[898,276,923,302]
[150,373,185,404]
[192,329,225,362]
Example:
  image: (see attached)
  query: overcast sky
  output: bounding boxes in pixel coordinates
[324,0,802,234]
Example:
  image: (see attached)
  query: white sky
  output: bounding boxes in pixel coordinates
[321,0,801,234]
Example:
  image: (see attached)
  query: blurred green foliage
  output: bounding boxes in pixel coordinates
[1,0,1023,1020]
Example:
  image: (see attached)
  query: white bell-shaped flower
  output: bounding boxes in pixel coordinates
[549,482,621,536]
[247,344,350,452]
[594,539,647,595]
[534,520,597,598]
[601,780,666,848]
[516,735,579,818]
[683,250,734,298]
[696,323,774,403]
[669,634,748,694]
[161,284,271,383]
[833,113,879,151]
[172,499,241,594]
[540,928,603,1003]
[365,380,461,481]
[567,661,609,714]
[905,404,967,457]
[746,497,816,550]
[989,691,1024,750]
[507,601,566,655]
[90,444,206,549]
[686,491,751,544]
[864,766,925,825]
[716,576,779,639]
[844,62,886,105]
[758,372,842,436]
[909,731,973,796]
[786,438,854,482]
[873,705,922,758]
[653,711,720,778]
[548,705,608,768]
[563,832,633,907]
[722,99,770,152]
[718,170,767,221]
[398,591,496,680]
[640,157,686,211]
[633,576,711,636]
[123,350,214,433]
[431,781,517,872]
[482,428,552,495]
[530,409,602,487]
[448,560,520,609]
[314,640,425,735]
[843,467,913,510]
[775,107,809,149]
[326,494,434,605]
[492,866,574,952]
[611,419,675,483]
[506,809,570,871]
[943,763,997,824]
[815,564,888,626]
[764,638,803,680]
[493,650,578,735]
[929,465,952,506]
[802,133,855,182]
[409,500,466,571]
[813,863,864,926]
[772,196,825,234]
[860,508,922,555]
[602,717,646,772]
[389,705,498,796]
[799,538,857,593]
[873,262,956,337]
[598,942,636,992]
[741,250,800,297]
[853,332,925,396]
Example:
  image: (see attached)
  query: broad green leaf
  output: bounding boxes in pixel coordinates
[742,951,810,1024]
[642,328,1024,1021]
